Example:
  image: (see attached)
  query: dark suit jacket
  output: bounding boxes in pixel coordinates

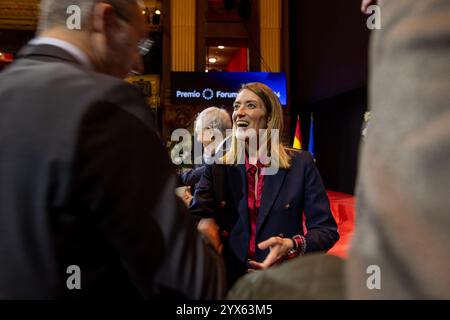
[179,165,206,190]
[0,44,225,299]
[190,150,339,284]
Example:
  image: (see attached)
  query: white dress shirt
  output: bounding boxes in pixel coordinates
[29,36,93,70]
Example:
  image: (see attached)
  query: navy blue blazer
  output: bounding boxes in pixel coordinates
[179,165,206,190]
[190,150,339,282]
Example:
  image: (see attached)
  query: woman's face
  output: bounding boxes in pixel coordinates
[232,89,269,141]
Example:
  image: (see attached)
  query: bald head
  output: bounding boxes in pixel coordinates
[37,0,148,78]
[38,0,143,33]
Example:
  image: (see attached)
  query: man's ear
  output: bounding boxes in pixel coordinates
[361,0,378,14]
[91,2,115,33]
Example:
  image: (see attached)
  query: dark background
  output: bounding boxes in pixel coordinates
[289,0,370,194]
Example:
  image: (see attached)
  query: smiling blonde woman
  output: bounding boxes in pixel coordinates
[190,82,339,287]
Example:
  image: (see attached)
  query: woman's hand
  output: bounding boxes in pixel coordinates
[247,236,293,270]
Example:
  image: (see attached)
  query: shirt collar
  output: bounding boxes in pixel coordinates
[245,154,266,173]
[29,37,93,70]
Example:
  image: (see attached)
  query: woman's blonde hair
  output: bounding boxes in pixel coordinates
[223,82,291,169]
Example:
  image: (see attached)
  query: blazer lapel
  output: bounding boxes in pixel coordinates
[257,169,288,235]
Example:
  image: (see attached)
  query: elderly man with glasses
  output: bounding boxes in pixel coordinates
[0,0,225,299]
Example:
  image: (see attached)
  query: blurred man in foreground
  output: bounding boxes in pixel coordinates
[0,0,225,299]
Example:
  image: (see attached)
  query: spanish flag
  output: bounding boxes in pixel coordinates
[293,116,303,149]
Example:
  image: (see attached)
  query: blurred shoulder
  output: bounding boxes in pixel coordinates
[85,71,155,130]
[227,253,345,300]
[285,148,315,168]
[88,71,144,102]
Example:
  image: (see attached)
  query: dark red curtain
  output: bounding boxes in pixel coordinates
[225,47,247,72]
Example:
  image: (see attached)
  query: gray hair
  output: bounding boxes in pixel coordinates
[195,107,232,137]
[38,0,142,33]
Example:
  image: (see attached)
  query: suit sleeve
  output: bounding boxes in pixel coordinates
[189,164,218,218]
[73,90,225,299]
[179,166,206,189]
[301,153,340,253]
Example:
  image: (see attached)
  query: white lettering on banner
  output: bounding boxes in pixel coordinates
[175,89,241,100]
[216,91,238,99]
[176,90,201,98]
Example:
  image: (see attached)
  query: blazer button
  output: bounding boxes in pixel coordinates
[284,203,291,209]
[220,201,227,208]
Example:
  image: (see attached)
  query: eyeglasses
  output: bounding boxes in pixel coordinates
[113,7,153,56]
[138,38,154,56]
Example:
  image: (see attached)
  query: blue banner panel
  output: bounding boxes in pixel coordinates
[171,72,287,106]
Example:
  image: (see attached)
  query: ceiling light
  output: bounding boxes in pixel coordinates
[208,57,217,64]
[155,9,161,15]
[218,45,225,49]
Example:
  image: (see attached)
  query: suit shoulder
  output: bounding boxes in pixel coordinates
[285,148,313,161]
[285,148,314,168]
[41,61,143,102]
[51,68,155,133]
[78,72,155,127]
[87,71,143,100]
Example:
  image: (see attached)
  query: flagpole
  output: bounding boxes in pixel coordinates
[308,113,315,161]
